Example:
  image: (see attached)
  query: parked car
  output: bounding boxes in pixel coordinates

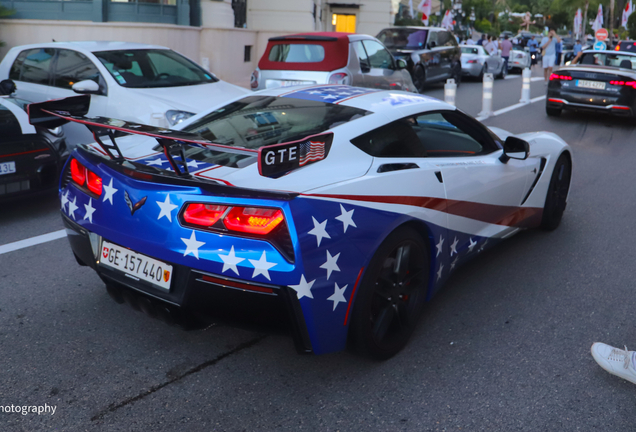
[509,44,531,71]
[614,40,636,53]
[30,85,572,358]
[460,45,506,79]
[546,50,636,117]
[0,41,250,147]
[250,32,416,93]
[376,26,462,92]
[0,79,68,200]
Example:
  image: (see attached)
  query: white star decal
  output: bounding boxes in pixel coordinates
[156,194,178,222]
[308,216,331,247]
[335,204,356,233]
[479,240,488,253]
[60,190,69,211]
[83,198,96,223]
[187,159,201,169]
[435,235,444,257]
[436,263,444,281]
[327,282,348,311]
[450,237,459,256]
[320,250,341,280]
[450,256,459,270]
[289,274,316,300]
[248,251,277,281]
[219,245,244,275]
[307,90,323,95]
[181,231,205,259]
[468,238,477,253]
[146,158,167,166]
[68,196,78,219]
[322,94,338,100]
[103,178,118,205]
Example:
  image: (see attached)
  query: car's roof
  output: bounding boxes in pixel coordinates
[581,49,636,56]
[380,26,437,31]
[9,41,170,53]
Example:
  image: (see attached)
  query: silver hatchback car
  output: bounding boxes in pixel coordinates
[250,32,416,92]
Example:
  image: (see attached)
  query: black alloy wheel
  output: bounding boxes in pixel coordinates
[413,65,427,93]
[349,226,429,360]
[541,152,572,230]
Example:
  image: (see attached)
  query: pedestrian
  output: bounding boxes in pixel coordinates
[540,29,561,83]
[573,38,583,57]
[591,343,636,385]
[500,35,513,71]
[485,36,498,56]
[527,35,539,66]
[477,34,487,46]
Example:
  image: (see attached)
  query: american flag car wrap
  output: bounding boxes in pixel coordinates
[299,140,326,166]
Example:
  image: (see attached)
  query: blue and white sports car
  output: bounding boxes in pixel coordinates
[30,85,572,359]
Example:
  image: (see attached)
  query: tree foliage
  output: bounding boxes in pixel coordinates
[628,12,636,39]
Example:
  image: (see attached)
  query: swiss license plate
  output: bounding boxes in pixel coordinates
[576,79,606,90]
[100,240,173,290]
[0,161,16,176]
[266,80,315,89]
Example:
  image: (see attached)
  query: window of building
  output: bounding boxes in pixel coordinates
[332,14,356,33]
[244,45,252,62]
[9,48,54,85]
[232,0,247,28]
[53,50,102,90]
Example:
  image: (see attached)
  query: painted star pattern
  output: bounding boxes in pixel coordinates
[308,217,331,247]
[248,251,277,281]
[68,197,78,220]
[450,237,459,256]
[435,235,444,257]
[60,190,69,211]
[83,198,96,223]
[146,158,168,167]
[156,194,178,222]
[290,275,316,300]
[450,256,459,270]
[468,238,477,253]
[335,204,356,233]
[181,231,205,259]
[437,263,444,281]
[327,283,348,311]
[103,178,118,205]
[320,250,340,280]
[219,245,244,275]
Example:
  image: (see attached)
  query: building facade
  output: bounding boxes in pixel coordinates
[0,0,400,88]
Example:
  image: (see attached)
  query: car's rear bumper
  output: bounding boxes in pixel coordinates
[63,214,313,354]
[461,63,482,76]
[547,87,635,116]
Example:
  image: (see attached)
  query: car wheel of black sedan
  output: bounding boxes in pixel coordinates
[541,153,572,231]
[546,106,562,117]
[349,226,429,360]
[413,65,427,93]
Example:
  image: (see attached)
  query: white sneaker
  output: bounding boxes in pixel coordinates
[591,342,636,385]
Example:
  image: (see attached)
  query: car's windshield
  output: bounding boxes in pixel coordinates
[93,49,218,88]
[461,47,482,55]
[579,52,636,69]
[179,96,370,167]
[376,28,429,50]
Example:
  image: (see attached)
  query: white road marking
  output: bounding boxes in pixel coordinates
[504,75,520,80]
[476,95,546,121]
[0,229,67,255]
[531,77,545,82]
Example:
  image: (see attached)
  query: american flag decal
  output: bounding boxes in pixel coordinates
[299,140,326,166]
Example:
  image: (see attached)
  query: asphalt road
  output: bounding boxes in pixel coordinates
[2,69,636,431]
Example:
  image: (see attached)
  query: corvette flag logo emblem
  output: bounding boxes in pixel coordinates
[124,191,147,215]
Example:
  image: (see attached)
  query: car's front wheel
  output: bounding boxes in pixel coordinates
[541,152,572,230]
[349,226,430,360]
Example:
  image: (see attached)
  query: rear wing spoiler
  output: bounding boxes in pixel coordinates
[27,95,333,179]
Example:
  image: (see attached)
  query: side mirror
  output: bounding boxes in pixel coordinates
[72,79,102,95]
[0,79,16,96]
[500,136,529,163]
[428,41,437,49]
[396,58,407,70]
[360,61,371,73]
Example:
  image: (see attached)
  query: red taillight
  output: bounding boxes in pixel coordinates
[467,59,479,64]
[250,70,259,89]
[616,44,621,51]
[183,204,228,227]
[328,72,348,85]
[610,80,636,88]
[611,105,631,110]
[549,73,573,81]
[70,159,86,186]
[70,158,102,196]
[224,207,284,235]
[86,170,103,195]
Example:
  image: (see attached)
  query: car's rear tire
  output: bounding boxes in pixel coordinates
[413,65,426,93]
[349,226,430,360]
[541,153,572,231]
[546,106,562,117]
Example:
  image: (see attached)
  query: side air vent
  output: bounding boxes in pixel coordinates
[377,163,419,173]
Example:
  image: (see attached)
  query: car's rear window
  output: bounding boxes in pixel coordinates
[268,44,325,63]
[178,95,369,167]
[579,52,636,69]
[461,47,481,55]
[376,28,429,50]
[617,42,636,53]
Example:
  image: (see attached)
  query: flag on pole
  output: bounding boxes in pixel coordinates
[417,0,431,25]
[592,4,604,33]
[622,0,633,28]
[574,8,582,38]
[441,10,454,30]
[409,0,414,19]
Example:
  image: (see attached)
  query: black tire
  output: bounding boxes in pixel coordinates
[349,226,430,360]
[546,106,562,117]
[413,65,426,93]
[541,153,572,230]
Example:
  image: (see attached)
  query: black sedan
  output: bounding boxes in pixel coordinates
[0,80,68,200]
[546,50,636,117]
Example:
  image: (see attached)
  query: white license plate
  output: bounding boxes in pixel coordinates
[266,79,315,89]
[0,161,16,176]
[100,241,173,290]
[576,79,606,90]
